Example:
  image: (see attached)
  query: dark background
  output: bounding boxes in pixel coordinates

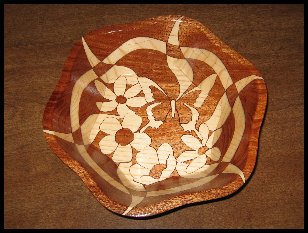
[4,4,304,229]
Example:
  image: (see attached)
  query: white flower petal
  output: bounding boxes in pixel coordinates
[99,135,118,154]
[129,163,150,179]
[176,162,188,177]
[160,154,176,180]
[206,128,222,148]
[94,80,116,100]
[157,143,173,164]
[122,113,142,132]
[177,150,199,163]
[181,164,215,179]
[199,123,209,144]
[187,154,207,174]
[137,77,159,102]
[181,135,202,151]
[136,147,158,169]
[138,175,158,186]
[117,162,145,191]
[131,133,151,151]
[112,144,132,163]
[96,101,117,112]
[117,104,135,118]
[125,75,138,85]
[99,117,121,135]
[126,97,147,108]
[114,76,127,96]
[205,147,221,161]
[124,84,141,99]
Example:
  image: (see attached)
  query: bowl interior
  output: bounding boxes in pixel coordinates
[43,15,267,217]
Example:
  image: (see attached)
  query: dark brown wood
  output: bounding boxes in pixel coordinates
[4,4,303,228]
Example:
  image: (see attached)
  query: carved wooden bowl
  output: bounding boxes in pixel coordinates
[42,15,267,217]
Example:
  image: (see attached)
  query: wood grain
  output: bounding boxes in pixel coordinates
[40,14,266,217]
[4,4,303,228]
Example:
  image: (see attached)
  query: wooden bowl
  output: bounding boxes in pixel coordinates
[42,15,267,217]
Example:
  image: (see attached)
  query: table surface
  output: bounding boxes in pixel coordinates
[4,4,304,229]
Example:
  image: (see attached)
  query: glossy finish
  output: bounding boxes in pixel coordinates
[42,15,267,217]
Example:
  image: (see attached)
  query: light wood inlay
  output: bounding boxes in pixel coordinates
[70,69,98,132]
[103,37,166,65]
[181,47,233,90]
[222,97,246,163]
[42,15,267,217]
[43,130,74,143]
[82,37,100,67]
[75,144,130,194]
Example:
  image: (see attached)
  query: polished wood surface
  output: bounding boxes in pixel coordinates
[4,4,303,228]
[42,15,266,217]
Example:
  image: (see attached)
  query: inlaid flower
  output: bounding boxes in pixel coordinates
[95,75,147,117]
[99,113,151,163]
[176,123,222,177]
[129,143,176,185]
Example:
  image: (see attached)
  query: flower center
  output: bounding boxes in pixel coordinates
[149,164,167,179]
[115,128,134,146]
[198,146,208,155]
[116,95,127,104]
